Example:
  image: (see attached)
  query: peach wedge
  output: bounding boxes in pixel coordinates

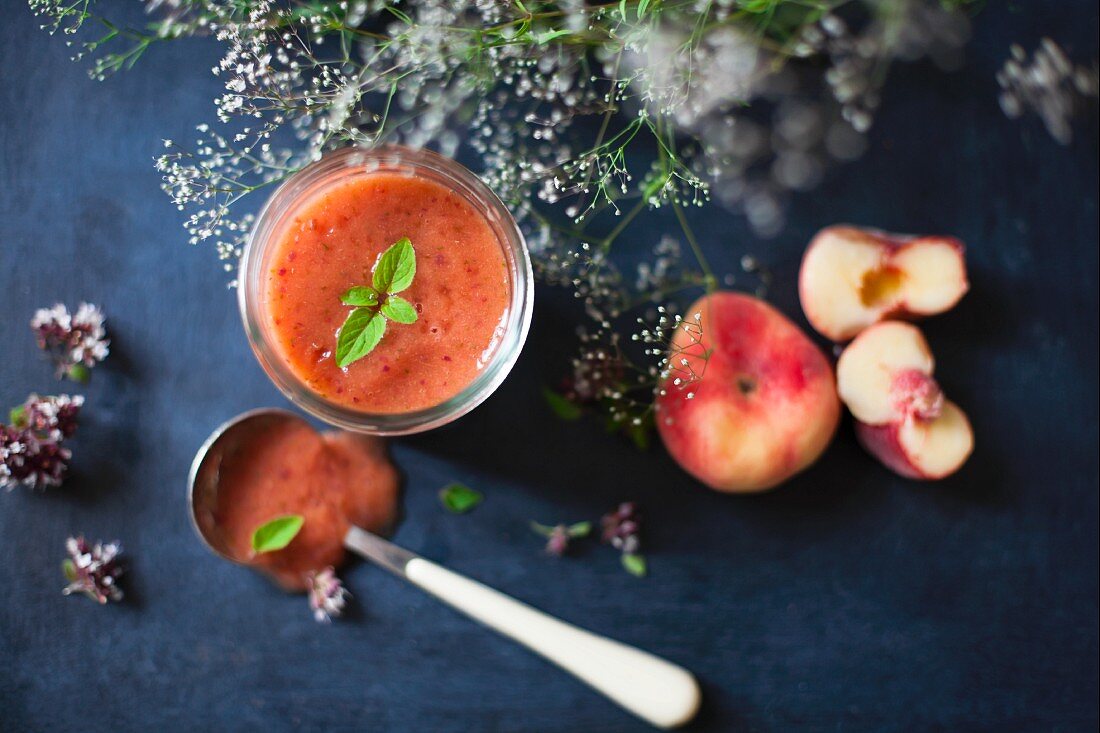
[836,322,973,480]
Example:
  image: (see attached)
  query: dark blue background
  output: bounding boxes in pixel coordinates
[1,2,1097,731]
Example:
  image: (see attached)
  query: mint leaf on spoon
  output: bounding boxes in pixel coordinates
[251,514,305,554]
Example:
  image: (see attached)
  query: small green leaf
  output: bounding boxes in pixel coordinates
[619,0,628,21]
[67,364,91,384]
[439,483,483,514]
[566,521,592,538]
[62,558,76,582]
[530,521,556,538]
[335,308,387,368]
[622,553,647,577]
[637,0,652,19]
[535,29,572,44]
[641,172,666,201]
[341,285,379,307]
[627,421,651,451]
[542,387,582,421]
[372,237,416,294]
[381,296,418,324]
[251,515,305,554]
[9,405,26,427]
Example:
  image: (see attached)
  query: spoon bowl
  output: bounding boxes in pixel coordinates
[188,407,307,563]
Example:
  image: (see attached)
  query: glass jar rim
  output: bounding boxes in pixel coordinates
[237,145,533,435]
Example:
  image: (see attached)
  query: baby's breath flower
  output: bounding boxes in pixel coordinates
[62,536,124,604]
[307,566,349,623]
[34,0,995,427]
[997,39,1098,145]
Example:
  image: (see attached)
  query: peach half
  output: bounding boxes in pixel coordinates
[799,225,969,342]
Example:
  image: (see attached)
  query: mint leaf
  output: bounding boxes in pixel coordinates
[621,553,647,577]
[62,558,76,582]
[251,515,304,554]
[439,483,483,514]
[530,521,556,538]
[627,421,651,451]
[67,364,91,383]
[341,285,379,307]
[372,237,416,294]
[335,307,387,367]
[567,521,592,538]
[9,405,26,427]
[381,296,417,324]
[542,388,582,421]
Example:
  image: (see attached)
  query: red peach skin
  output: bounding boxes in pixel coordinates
[855,422,926,480]
[656,292,840,493]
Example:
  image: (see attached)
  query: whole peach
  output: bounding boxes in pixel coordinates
[655,292,840,492]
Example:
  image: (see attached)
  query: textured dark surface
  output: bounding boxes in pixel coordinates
[1,3,1097,732]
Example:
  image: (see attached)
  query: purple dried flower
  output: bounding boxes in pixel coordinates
[1,426,70,490]
[63,536,124,604]
[531,521,592,557]
[1,394,83,491]
[545,525,570,556]
[601,502,642,556]
[307,566,349,623]
[31,302,109,381]
[13,393,83,440]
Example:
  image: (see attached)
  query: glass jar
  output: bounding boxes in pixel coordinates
[238,146,533,435]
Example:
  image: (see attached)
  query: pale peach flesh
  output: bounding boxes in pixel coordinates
[799,225,969,342]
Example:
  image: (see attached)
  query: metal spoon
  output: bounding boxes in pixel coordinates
[188,409,701,730]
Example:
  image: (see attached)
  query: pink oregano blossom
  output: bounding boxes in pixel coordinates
[1,394,83,491]
[63,536,124,604]
[307,566,349,623]
[31,302,110,382]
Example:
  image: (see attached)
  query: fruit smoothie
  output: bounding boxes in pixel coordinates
[262,171,511,413]
[211,417,400,590]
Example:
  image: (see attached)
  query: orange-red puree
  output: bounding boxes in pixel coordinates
[213,419,400,590]
[263,172,510,413]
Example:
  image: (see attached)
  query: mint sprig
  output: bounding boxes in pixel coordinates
[335,238,418,368]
